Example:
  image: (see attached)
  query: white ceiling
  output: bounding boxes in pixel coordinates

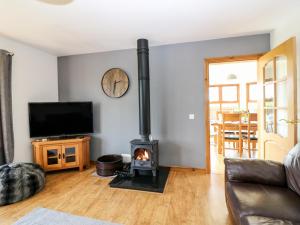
[209,61,257,85]
[0,0,299,56]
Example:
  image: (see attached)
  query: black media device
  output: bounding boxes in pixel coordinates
[28,102,93,138]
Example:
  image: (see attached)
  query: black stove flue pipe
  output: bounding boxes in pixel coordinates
[137,39,151,142]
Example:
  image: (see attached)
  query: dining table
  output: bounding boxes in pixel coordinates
[211,121,258,154]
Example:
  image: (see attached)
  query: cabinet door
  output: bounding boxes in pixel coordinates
[62,144,79,168]
[42,145,62,170]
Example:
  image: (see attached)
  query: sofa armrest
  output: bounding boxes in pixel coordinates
[224,158,286,186]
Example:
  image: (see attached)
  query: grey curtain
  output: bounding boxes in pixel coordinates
[0,50,14,165]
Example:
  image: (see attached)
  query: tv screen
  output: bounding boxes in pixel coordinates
[29,102,93,138]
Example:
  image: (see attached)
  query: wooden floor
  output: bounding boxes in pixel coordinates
[0,166,232,225]
[210,141,258,174]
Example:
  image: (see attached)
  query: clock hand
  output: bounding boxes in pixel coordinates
[113,81,117,94]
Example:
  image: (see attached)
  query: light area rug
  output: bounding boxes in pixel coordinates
[13,208,122,225]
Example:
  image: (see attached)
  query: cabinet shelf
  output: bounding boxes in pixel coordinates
[32,136,91,172]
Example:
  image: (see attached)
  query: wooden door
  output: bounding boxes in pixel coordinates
[62,143,79,168]
[258,37,297,162]
[42,145,62,170]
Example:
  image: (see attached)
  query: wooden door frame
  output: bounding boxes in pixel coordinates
[204,54,264,173]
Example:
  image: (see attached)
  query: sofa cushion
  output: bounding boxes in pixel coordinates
[224,158,286,186]
[225,182,300,223]
[284,144,300,196]
[241,216,298,225]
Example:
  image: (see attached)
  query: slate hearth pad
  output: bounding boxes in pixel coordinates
[109,167,170,193]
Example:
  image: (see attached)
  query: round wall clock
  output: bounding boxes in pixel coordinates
[101,68,130,98]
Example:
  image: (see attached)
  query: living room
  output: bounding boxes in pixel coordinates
[0,0,300,225]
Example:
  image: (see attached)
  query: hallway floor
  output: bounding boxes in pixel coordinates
[210,143,258,174]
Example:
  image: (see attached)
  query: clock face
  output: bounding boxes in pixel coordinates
[101,68,129,98]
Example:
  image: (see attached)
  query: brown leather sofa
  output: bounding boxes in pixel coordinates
[224,144,300,225]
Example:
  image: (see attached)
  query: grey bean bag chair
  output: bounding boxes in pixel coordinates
[0,163,45,205]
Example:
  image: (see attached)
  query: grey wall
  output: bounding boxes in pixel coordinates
[58,34,270,168]
[0,35,58,163]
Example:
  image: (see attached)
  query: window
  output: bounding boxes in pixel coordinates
[209,84,239,119]
[246,82,258,112]
[222,86,238,102]
[209,87,219,102]
[209,84,239,103]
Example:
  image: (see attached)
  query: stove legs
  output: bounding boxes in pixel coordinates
[130,168,157,177]
[152,169,157,177]
[130,167,135,177]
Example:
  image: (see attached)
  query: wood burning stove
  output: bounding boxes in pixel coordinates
[130,39,159,177]
[130,139,158,176]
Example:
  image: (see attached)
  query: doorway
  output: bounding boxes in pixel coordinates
[204,38,297,174]
[204,54,262,174]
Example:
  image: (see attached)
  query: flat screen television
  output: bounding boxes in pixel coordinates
[29,102,93,138]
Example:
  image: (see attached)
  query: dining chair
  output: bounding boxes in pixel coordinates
[218,111,235,135]
[214,111,235,148]
[221,113,242,157]
[242,113,258,158]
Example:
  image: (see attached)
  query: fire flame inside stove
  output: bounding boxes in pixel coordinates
[135,149,150,161]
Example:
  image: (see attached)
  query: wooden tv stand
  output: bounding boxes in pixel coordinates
[32,136,91,172]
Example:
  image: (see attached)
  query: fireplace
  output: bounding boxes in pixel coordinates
[134,148,149,161]
[130,139,158,176]
[110,39,168,192]
[130,39,159,177]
